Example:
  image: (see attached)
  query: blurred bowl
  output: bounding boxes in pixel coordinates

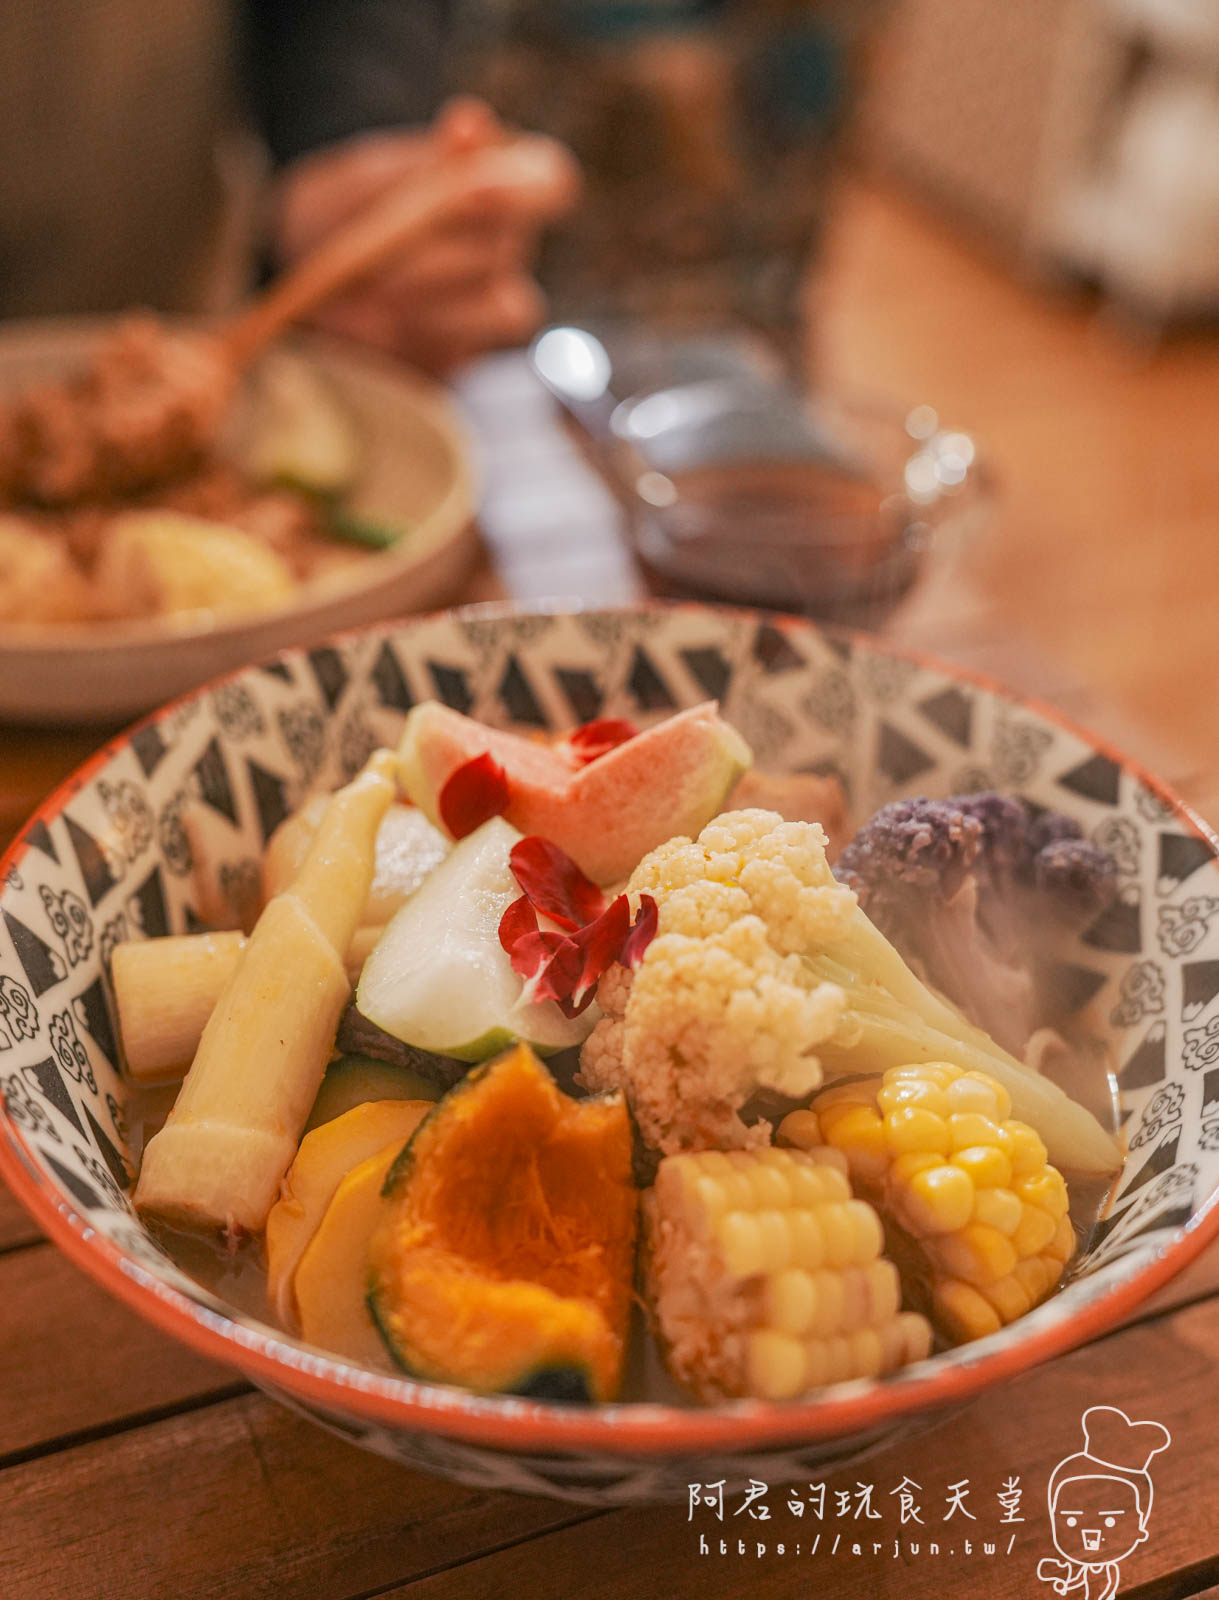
[0,318,479,725]
[0,602,1216,1503]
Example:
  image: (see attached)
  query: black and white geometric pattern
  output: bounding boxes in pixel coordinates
[1,603,1217,1503]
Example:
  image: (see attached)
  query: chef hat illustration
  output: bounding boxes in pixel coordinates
[1049,1407,1171,1523]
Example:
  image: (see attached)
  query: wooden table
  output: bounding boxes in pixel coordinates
[3,178,1219,1598]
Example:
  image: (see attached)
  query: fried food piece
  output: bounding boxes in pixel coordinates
[0,515,93,622]
[93,510,295,621]
[0,316,234,505]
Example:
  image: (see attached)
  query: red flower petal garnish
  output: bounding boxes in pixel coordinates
[498,893,540,957]
[438,751,510,839]
[620,893,658,969]
[564,717,640,765]
[497,881,659,1020]
[508,836,606,931]
[564,894,631,1014]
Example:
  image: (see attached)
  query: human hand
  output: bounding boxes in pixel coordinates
[271,97,579,375]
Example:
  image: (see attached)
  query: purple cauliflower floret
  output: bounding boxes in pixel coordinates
[835,793,1117,1055]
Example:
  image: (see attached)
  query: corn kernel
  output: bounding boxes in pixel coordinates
[889,1062,956,1088]
[748,1162,792,1209]
[1011,1201,1057,1258]
[1013,1255,1058,1303]
[766,1268,817,1335]
[899,1163,975,1235]
[1046,1213,1076,1264]
[747,1330,807,1400]
[878,1079,949,1118]
[880,1312,932,1369]
[690,1152,733,1180]
[819,1203,856,1269]
[970,1187,1023,1237]
[947,1111,1001,1151]
[847,1327,886,1381]
[777,1108,823,1150]
[946,1073,1008,1119]
[886,1106,951,1157]
[718,1172,755,1212]
[1007,1123,1049,1178]
[719,1212,763,1278]
[952,1144,1013,1190]
[756,1145,798,1168]
[822,1104,889,1181]
[788,1160,834,1209]
[757,1208,792,1272]
[807,1145,851,1180]
[933,1223,1019,1287]
[808,1269,847,1337]
[839,1266,871,1333]
[1014,1170,1065,1215]
[866,1259,902,1326]
[809,1163,852,1204]
[848,1199,885,1263]
[690,1174,728,1224]
[822,1334,855,1385]
[788,1207,826,1271]
[891,1150,942,1185]
[934,1279,1003,1342]
[801,1338,830,1391]
[899,1311,934,1364]
[980,1273,1032,1324]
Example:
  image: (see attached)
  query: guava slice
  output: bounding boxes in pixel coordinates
[398,701,752,884]
[355,817,597,1058]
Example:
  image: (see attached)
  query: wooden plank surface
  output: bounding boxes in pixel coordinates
[0,1394,592,1600]
[0,1287,1212,1600]
[0,1245,234,1461]
[0,1182,41,1253]
[388,1296,1219,1600]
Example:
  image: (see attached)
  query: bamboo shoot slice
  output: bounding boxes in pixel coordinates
[113,924,385,1085]
[113,931,246,1084]
[135,749,397,1233]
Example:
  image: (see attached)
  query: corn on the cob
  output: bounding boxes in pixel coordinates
[642,1146,932,1401]
[781,1063,1076,1345]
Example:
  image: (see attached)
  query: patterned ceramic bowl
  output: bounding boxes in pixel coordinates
[1,603,1216,1505]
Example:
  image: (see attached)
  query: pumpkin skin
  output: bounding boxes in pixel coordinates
[368,1043,637,1401]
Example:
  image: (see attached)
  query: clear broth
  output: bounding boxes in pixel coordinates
[128,1044,1123,1406]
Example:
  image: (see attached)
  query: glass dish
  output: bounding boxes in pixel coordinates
[607,380,990,628]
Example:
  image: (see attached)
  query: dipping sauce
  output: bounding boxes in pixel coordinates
[629,456,924,626]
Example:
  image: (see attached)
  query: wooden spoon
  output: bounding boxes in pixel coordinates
[0,135,571,505]
[223,134,569,369]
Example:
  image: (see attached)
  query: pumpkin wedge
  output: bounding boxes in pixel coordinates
[293,1139,405,1372]
[368,1043,637,1401]
[266,1097,432,1328]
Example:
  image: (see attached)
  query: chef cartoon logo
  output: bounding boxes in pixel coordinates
[1038,1406,1170,1599]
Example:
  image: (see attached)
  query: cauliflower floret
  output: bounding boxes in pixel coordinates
[583,809,1122,1178]
[579,810,854,1153]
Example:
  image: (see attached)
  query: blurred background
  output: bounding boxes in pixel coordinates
[1,0,1217,815]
